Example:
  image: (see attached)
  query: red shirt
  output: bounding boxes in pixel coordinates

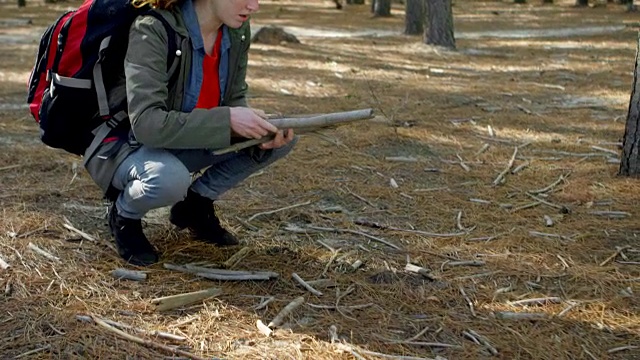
[195,29,223,109]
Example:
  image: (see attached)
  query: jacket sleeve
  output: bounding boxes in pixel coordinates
[225,22,251,108]
[124,15,231,149]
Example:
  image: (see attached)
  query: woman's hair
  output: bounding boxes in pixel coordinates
[131,0,182,10]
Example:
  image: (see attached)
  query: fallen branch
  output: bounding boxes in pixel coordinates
[446,260,485,267]
[77,315,185,342]
[495,312,548,320]
[509,297,562,306]
[607,346,639,354]
[222,247,252,269]
[590,145,619,156]
[525,193,569,211]
[62,222,97,242]
[268,296,305,328]
[307,303,373,310]
[589,211,631,218]
[511,161,529,174]
[463,329,498,356]
[247,200,312,222]
[529,231,573,242]
[511,201,541,212]
[335,342,440,360]
[456,154,471,172]
[111,268,146,282]
[405,263,438,281]
[164,263,278,280]
[529,173,569,194]
[492,147,519,186]
[28,242,60,262]
[86,315,206,360]
[459,286,476,317]
[476,143,490,155]
[354,218,467,238]
[14,345,51,359]
[600,245,631,267]
[305,224,401,250]
[292,273,323,296]
[150,288,222,311]
[253,296,275,311]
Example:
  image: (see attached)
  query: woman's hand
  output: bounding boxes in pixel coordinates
[230,107,278,139]
[259,129,295,150]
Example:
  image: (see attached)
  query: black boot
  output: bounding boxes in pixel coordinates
[170,189,239,246]
[108,203,159,266]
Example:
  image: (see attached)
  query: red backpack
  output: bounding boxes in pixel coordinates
[26,0,179,156]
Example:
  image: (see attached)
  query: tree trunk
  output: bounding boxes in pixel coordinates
[347,0,365,4]
[424,0,455,49]
[514,0,526,3]
[627,0,636,11]
[575,0,589,6]
[542,0,553,4]
[17,0,26,6]
[620,34,640,176]
[373,0,392,16]
[405,0,425,35]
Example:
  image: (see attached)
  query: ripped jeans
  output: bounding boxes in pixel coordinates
[111,138,297,220]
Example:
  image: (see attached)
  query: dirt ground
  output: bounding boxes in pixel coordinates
[1,0,639,359]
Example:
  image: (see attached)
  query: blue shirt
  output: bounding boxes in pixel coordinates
[180,0,231,112]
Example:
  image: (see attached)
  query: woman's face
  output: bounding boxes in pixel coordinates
[214,0,259,28]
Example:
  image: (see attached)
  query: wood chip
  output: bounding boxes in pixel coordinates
[111,268,147,282]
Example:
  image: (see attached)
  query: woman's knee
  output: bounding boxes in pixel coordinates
[137,150,192,204]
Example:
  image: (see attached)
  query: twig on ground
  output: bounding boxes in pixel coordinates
[405,263,438,281]
[62,222,97,242]
[492,147,519,186]
[343,187,377,207]
[150,288,222,312]
[164,263,278,280]
[253,296,275,311]
[335,341,440,360]
[470,198,491,205]
[86,315,206,360]
[222,247,252,269]
[476,143,490,155]
[511,201,541,212]
[607,346,639,354]
[292,273,323,296]
[111,268,147,281]
[445,260,486,268]
[589,211,631,218]
[557,301,580,317]
[509,297,562,306]
[14,345,51,359]
[456,154,471,172]
[459,286,476,317]
[247,200,312,222]
[600,245,631,266]
[307,303,373,310]
[77,315,186,342]
[321,250,340,277]
[234,216,259,231]
[28,242,60,262]
[525,193,568,211]
[385,156,419,162]
[464,329,498,356]
[590,145,619,156]
[582,345,599,360]
[529,231,573,242]
[268,296,305,328]
[354,218,467,238]
[511,161,529,174]
[529,173,569,194]
[495,312,548,320]
[305,225,401,250]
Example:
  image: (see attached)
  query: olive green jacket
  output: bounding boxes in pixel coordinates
[84,6,251,198]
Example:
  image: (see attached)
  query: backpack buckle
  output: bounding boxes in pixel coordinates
[103,115,119,129]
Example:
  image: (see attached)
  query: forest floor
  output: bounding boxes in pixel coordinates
[0,0,639,359]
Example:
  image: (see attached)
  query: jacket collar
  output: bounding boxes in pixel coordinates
[180,0,231,54]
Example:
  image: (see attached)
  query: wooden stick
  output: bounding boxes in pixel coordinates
[590,145,619,156]
[464,329,498,356]
[446,260,485,267]
[529,174,568,194]
[607,346,639,354]
[150,288,222,311]
[62,223,97,242]
[589,211,631,218]
[492,147,519,186]
[456,154,471,172]
[306,225,401,250]
[0,254,9,270]
[164,263,279,279]
[197,273,273,281]
[268,296,305,328]
[509,297,562,306]
[600,245,631,266]
[495,312,548,320]
[529,231,573,242]
[222,247,252,269]
[476,143,490,155]
[88,315,207,360]
[28,242,60,262]
[511,161,530,174]
[253,296,275,310]
[354,219,467,238]
[14,345,51,359]
[344,187,377,207]
[111,268,147,281]
[405,263,438,281]
[292,273,323,296]
[77,315,185,342]
[267,108,374,129]
[459,286,476,317]
[307,303,373,310]
[247,200,312,222]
